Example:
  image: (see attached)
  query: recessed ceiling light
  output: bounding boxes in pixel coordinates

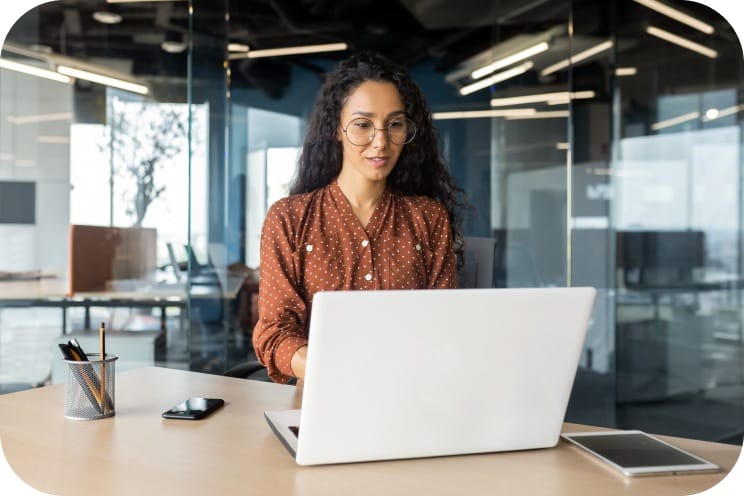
[162,32,187,54]
[92,11,123,25]
[162,41,187,54]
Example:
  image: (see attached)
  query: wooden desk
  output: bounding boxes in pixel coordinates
[0,367,739,496]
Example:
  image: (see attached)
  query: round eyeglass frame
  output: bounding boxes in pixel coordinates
[341,117,417,146]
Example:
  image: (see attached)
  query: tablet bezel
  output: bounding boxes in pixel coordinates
[561,430,721,477]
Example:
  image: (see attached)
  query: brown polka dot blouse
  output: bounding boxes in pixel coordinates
[252,180,457,383]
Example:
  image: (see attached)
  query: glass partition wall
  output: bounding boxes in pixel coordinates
[1,0,742,444]
[609,0,744,443]
[0,0,194,382]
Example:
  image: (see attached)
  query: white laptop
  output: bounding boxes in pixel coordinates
[265,287,596,466]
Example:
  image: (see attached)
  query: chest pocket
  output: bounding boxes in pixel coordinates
[294,242,345,295]
[385,235,431,289]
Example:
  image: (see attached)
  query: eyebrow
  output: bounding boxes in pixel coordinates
[351,110,406,118]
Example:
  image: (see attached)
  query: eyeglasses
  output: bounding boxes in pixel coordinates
[342,117,417,146]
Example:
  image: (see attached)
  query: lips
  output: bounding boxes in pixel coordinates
[366,156,390,168]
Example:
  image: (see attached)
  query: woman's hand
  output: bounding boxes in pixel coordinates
[291,346,308,380]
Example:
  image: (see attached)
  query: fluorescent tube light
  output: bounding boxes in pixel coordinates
[57,65,149,95]
[616,67,638,76]
[432,108,537,120]
[505,110,570,120]
[651,111,700,130]
[633,0,714,34]
[540,40,613,76]
[228,43,250,53]
[545,90,596,105]
[556,142,569,150]
[229,43,347,60]
[0,58,72,83]
[646,26,718,58]
[490,90,595,107]
[7,112,73,124]
[460,62,533,96]
[471,42,548,79]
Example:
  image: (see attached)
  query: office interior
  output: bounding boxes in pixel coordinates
[0,0,742,446]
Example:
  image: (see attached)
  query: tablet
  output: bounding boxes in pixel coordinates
[562,430,721,477]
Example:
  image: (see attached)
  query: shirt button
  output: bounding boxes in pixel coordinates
[415,243,422,251]
[361,240,369,248]
[306,244,313,252]
[364,273,373,281]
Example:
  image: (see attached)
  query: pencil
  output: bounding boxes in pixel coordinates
[100,322,106,414]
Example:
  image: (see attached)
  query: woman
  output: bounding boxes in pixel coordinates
[252,51,464,383]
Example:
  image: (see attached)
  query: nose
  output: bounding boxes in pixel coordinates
[370,126,389,149]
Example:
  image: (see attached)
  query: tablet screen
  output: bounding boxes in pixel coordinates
[566,432,704,468]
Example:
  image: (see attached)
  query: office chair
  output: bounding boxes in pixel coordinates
[459,236,497,288]
[224,360,265,379]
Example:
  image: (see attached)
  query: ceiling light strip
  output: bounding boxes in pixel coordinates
[540,40,613,76]
[228,43,250,53]
[646,26,718,58]
[471,42,548,80]
[432,108,537,120]
[615,67,638,76]
[57,65,149,95]
[0,58,72,83]
[230,43,348,60]
[545,90,596,105]
[651,111,700,130]
[460,62,533,96]
[505,111,570,120]
[491,90,595,107]
[633,0,714,35]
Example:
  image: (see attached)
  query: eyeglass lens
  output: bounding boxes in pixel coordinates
[344,118,416,146]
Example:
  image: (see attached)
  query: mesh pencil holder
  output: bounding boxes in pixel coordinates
[63,353,117,420]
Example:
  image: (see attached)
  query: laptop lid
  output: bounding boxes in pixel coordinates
[271,287,595,465]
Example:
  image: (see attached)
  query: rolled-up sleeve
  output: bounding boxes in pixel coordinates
[252,200,309,383]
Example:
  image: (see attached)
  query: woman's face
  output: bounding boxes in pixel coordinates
[338,80,407,185]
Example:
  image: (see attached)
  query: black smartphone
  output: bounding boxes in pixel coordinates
[162,398,225,420]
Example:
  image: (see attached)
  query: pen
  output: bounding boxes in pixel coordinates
[100,322,106,414]
[68,338,89,360]
[58,343,103,414]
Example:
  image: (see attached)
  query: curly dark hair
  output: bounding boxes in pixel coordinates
[291,51,465,268]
